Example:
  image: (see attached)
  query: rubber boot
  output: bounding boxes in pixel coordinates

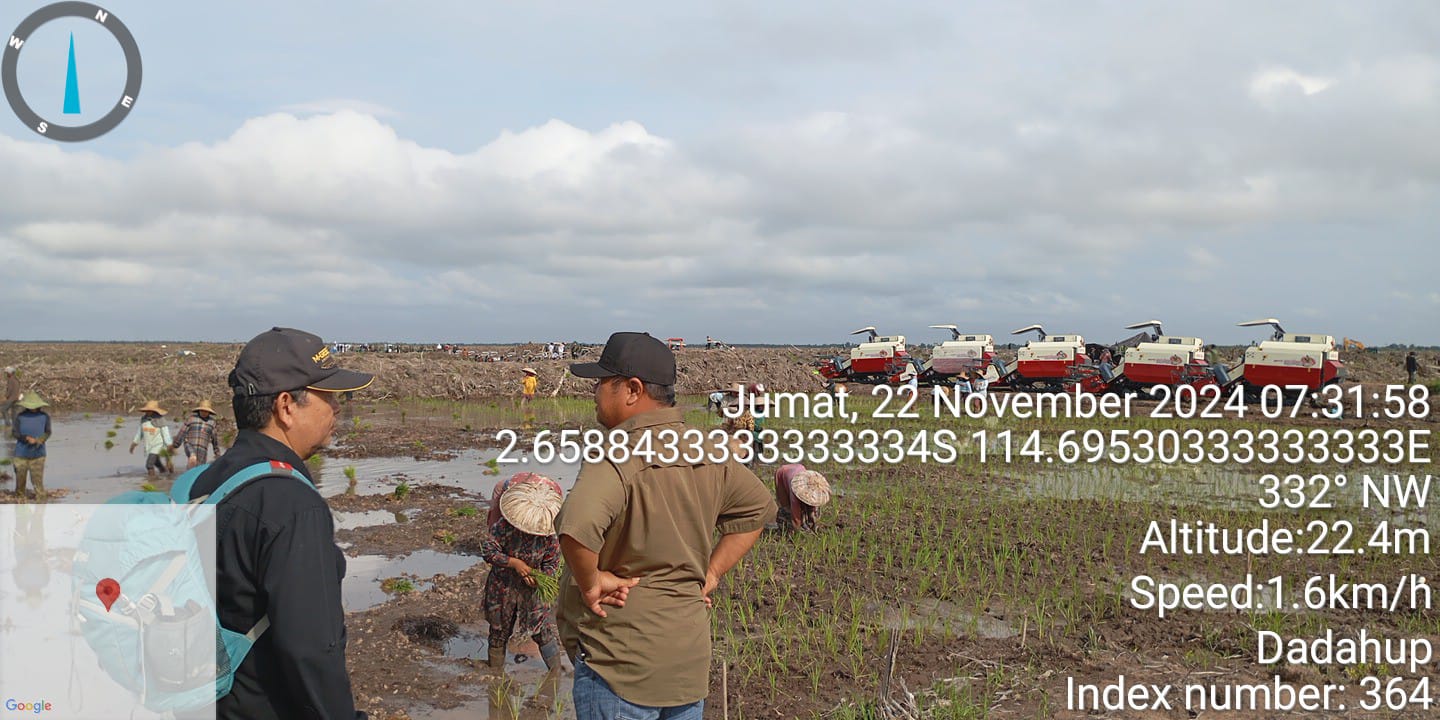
[487,647,506,670]
[539,641,563,672]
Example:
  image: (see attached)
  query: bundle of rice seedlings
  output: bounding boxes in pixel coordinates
[531,571,560,603]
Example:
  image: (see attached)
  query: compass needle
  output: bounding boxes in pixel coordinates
[62,32,79,114]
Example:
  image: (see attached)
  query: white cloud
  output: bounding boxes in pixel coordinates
[277,99,400,118]
[1249,67,1334,99]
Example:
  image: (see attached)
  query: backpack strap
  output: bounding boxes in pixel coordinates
[169,464,211,504]
[185,460,311,646]
[197,460,311,506]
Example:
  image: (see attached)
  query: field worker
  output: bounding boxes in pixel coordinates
[521,367,539,404]
[773,464,832,531]
[172,399,223,469]
[721,385,757,460]
[11,394,51,500]
[707,389,725,415]
[1406,351,1420,385]
[183,327,373,719]
[3,367,19,426]
[481,475,564,672]
[953,371,972,394]
[558,331,775,718]
[970,370,990,396]
[129,400,173,476]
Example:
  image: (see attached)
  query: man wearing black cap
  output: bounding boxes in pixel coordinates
[187,328,372,720]
[555,332,776,718]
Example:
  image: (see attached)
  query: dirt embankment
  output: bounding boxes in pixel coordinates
[0,343,841,413]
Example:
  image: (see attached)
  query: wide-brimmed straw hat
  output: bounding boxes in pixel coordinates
[500,480,563,536]
[17,393,49,410]
[522,367,538,376]
[790,470,832,508]
[193,399,217,415]
[138,400,167,416]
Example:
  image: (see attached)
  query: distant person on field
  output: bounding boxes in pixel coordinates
[172,399,223,469]
[953,371,972,394]
[130,400,173,476]
[970,370,990,396]
[773,464,832,532]
[1406,351,1420,385]
[521,367,539,404]
[11,394,51,500]
[3,367,19,426]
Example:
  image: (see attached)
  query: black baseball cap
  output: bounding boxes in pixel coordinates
[229,327,375,396]
[570,332,676,385]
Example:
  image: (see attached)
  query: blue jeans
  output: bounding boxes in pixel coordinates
[573,657,704,720]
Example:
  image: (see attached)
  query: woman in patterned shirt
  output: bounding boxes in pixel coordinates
[481,472,564,671]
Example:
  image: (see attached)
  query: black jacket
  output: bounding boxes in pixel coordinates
[188,430,364,720]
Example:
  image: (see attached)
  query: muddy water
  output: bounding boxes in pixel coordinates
[420,629,574,718]
[3,415,159,502]
[343,550,481,612]
[317,450,581,499]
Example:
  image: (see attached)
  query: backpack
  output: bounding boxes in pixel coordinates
[71,460,309,712]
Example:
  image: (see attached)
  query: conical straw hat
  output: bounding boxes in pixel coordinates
[790,470,832,508]
[17,393,49,410]
[138,400,167,415]
[194,399,216,414]
[500,480,563,536]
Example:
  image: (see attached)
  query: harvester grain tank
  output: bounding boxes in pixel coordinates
[1235,318,1347,394]
[817,327,912,385]
[1003,324,1088,391]
[919,325,995,384]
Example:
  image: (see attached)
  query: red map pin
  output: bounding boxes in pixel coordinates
[96,578,121,612]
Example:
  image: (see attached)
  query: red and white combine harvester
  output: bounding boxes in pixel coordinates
[916,325,995,385]
[1230,319,1347,398]
[1078,320,1217,393]
[995,325,1088,391]
[816,327,912,386]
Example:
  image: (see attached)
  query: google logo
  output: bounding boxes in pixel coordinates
[3,698,54,714]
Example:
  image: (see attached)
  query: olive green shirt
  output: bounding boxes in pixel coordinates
[555,407,775,707]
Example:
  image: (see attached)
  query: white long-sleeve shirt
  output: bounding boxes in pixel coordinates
[133,419,172,455]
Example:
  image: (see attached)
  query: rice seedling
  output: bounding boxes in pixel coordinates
[380,577,415,594]
[531,570,560,603]
[393,481,412,500]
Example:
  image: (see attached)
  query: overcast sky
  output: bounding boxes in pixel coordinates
[1,1,1436,345]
